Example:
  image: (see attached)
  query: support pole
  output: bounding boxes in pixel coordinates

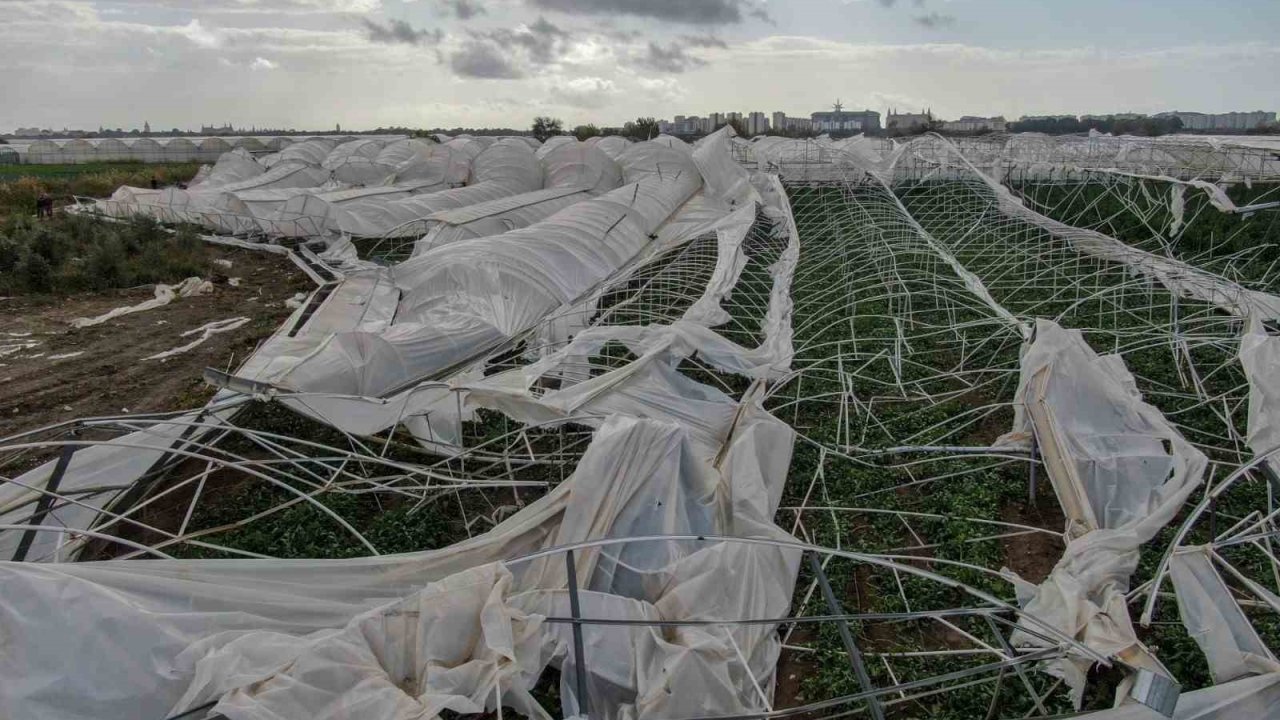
[566,548,590,717]
[12,434,78,562]
[807,552,886,720]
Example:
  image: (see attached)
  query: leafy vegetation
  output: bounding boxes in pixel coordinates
[0,214,210,295]
[0,161,200,218]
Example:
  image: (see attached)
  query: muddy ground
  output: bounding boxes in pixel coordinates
[0,245,312,439]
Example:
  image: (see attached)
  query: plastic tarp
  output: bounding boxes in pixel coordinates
[1168,546,1280,683]
[70,276,212,328]
[540,141,623,193]
[272,141,703,397]
[585,135,631,160]
[189,147,264,189]
[411,186,592,256]
[0,401,800,720]
[337,139,541,238]
[277,137,338,166]
[1238,316,1280,477]
[266,185,417,237]
[1076,672,1280,719]
[1001,319,1207,705]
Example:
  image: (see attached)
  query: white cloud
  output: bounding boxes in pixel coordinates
[176,18,221,48]
[250,56,279,70]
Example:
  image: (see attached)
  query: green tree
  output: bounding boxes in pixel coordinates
[573,124,601,141]
[622,117,659,141]
[531,116,564,142]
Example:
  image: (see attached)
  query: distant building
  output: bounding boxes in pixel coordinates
[1156,110,1276,131]
[811,100,880,133]
[143,121,151,134]
[200,123,237,135]
[940,116,1007,133]
[1019,115,1077,122]
[886,109,933,132]
[747,111,770,136]
[771,112,813,134]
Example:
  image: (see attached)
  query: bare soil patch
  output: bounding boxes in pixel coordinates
[0,245,311,438]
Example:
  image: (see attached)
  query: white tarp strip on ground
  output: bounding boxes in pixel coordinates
[1002,319,1206,705]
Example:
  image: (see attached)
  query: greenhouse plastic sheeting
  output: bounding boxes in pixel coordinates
[0,402,800,720]
[540,141,623,193]
[273,141,704,396]
[1168,546,1280,683]
[411,186,592,256]
[1077,672,1280,719]
[1239,316,1280,477]
[190,147,264,189]
[1002,319,1206,705]
[266,185,420,237]
[584,135,631,160]
[337,138,541,237]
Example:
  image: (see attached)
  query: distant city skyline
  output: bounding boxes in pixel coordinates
[3,1,1278,132]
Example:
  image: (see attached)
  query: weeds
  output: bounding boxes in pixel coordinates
[0,214,210,295]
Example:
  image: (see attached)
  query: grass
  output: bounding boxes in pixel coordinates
[0,213,211,295]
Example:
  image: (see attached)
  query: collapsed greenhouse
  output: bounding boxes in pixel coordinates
[3,129,1280,720]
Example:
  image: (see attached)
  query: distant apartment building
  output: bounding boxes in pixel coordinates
[663,115,705,136]
[940,116,1007,133]
[1157,110,1276,131]
[811,101,880,133]
[747,111,770,136]
[771,112,814,134]
[886,109,934,132]
[1019,115,1078,122]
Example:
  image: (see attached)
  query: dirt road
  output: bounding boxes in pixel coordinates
[0,245,312,438]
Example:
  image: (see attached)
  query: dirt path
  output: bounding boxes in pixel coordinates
[0,245,312,438]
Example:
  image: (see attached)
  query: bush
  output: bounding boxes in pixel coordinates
[19,252,52,293]
[0,214,211,295]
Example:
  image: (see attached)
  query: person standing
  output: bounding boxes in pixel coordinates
[36,191,52,219]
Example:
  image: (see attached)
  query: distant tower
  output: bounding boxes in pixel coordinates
[833,99,844,115]
[143,121,151,134]
[336,123,341,133]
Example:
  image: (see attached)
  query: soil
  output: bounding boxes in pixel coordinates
[999,489,1067,584]
[0,245,312,439]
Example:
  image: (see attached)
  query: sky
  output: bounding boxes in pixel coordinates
[2,0,1278,132]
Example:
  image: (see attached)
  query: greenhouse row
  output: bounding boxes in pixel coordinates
[11,134,397,164]
[2,129,1280,720]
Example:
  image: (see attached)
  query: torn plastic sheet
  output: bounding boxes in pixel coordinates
[146,316,250,361]
[1002,319,1206,706]
[0,408,801,720]
[270,141,704,397]
[1076,671,1280,719]
[70,277,213,328]
[1168,546,1280,683]
[1239,316,1280,478]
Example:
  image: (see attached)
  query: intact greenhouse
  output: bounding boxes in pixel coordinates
[3,129,1280,720]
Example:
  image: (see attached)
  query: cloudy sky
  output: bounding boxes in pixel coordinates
[3,0,1277,132]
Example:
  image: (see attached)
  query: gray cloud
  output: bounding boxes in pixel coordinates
[680,33,728,49]
[449,39,524,77]
[913,12,955,28]
[639,41,707,73]
[526,0,768,25]
[447,16,568,78]
[362,18,442,45]
[441,0,487,19]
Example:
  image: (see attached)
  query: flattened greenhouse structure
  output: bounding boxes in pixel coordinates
[3,129,1280,719]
